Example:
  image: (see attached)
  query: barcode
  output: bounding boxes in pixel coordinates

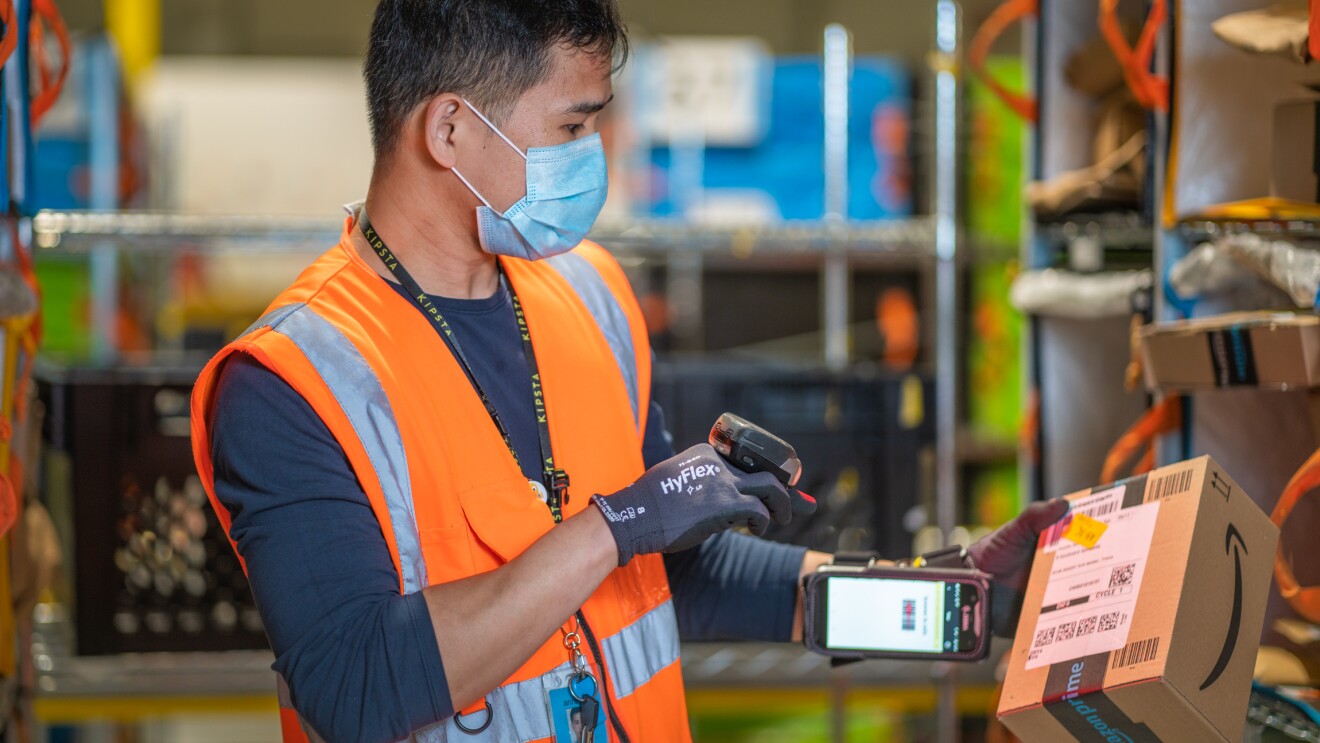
[1151,469,1194,501]
[1111,637,1160,669]
[1033,626,1057,648]
[1109,563,1135,588]
[1080,501,1119,519]
[901,599,915,631]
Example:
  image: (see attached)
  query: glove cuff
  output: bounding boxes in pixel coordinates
[592,484,664,567]
[989,583,1027,638]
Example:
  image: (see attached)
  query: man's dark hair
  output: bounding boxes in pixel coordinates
[364,0,629,159]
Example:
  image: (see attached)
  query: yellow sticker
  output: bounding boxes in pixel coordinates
[1062,512,1108,549]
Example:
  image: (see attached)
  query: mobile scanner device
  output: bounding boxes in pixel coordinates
[709,412,803,488]
[802,566,991,662]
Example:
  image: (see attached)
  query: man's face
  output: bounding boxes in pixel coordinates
[570,707,584,737]
[465,44,614,213]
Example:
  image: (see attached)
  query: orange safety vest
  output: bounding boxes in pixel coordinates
[191,216,691,742]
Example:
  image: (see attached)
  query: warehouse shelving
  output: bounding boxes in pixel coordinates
[33,210,937,257]
[1016,0,1320,707]
[1176,219,1320,241]
[1143,4,1320,673]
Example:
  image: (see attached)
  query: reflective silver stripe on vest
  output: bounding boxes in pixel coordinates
[412,662,575,743]
[244,304,427,594]
[545,251,640,427]
[412,598,678,742]
[601,599,680,699]
[242,304,302,339]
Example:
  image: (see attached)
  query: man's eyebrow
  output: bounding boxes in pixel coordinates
[564,94,614,115]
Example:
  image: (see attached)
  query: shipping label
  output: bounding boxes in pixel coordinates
[1026,486,1161,670]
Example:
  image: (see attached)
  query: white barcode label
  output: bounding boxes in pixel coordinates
[1150,468,1194,501]
[1111,637,1160,669]
[1026,498,1161,671]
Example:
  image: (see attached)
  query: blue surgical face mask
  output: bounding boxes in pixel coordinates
[451,99,608,261]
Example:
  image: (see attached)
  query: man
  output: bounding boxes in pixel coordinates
[189,2,1067,742]
[569,707,585,741]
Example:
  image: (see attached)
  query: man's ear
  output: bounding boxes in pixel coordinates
[423,95,463,168]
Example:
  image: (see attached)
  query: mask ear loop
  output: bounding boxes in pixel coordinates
[451,168,497,210]
[451,97,529,212]
[462,98,528,161]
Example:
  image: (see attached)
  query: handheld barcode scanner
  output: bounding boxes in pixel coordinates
[708,413,803,488]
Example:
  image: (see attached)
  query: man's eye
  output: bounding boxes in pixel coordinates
[566,124,584,135]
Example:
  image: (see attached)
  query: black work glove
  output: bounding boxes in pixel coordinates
[968,498,1071,638]
[593,444,813,567]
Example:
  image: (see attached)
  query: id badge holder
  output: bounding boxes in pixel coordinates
[545,671,608,743]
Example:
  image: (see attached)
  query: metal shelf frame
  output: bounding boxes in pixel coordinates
[32,210,937,257]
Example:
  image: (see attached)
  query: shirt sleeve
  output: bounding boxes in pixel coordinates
[210,354,453,743]
[645,394,808,642]
[664,530,808,642]
[641,396,677,469]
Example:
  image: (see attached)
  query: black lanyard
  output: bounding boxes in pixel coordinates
[359,211,569,523]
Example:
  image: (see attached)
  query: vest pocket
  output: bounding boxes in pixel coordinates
[417,524,478,585]
[455,477,558,564]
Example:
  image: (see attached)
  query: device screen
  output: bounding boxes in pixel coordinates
[823,576,980,654]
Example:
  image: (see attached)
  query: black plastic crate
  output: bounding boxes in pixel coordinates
[651,361,935,557]
[39,363,268,655]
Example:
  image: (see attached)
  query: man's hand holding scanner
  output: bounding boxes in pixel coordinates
[591,414,816,567]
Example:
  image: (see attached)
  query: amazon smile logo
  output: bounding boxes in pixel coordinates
[1200,523,1246,691]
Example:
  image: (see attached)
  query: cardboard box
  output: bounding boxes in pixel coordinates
[1140,312,1320,391]
[1272,99,1320,205]
[997,456,1279,742]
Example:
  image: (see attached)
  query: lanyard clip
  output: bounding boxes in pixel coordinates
[548,468,571,499]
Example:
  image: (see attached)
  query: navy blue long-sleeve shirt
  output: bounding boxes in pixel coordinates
[210,277,808,743]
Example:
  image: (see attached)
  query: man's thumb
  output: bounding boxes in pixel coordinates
[1021,498,1070,534]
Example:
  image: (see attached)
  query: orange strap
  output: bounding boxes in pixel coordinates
[1099,396,1182,484]
[29,0,70,126]
[1099,0,1169,112]
[0,1,17,72]
[1272,447,1320,624]
[970,0,1038,123]
[1312,0,1320,62]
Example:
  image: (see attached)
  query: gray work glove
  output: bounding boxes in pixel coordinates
[593,444,809,567]
[968,498,1071,637]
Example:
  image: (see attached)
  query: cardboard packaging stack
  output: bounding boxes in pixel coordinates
[997,456,1278,742]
